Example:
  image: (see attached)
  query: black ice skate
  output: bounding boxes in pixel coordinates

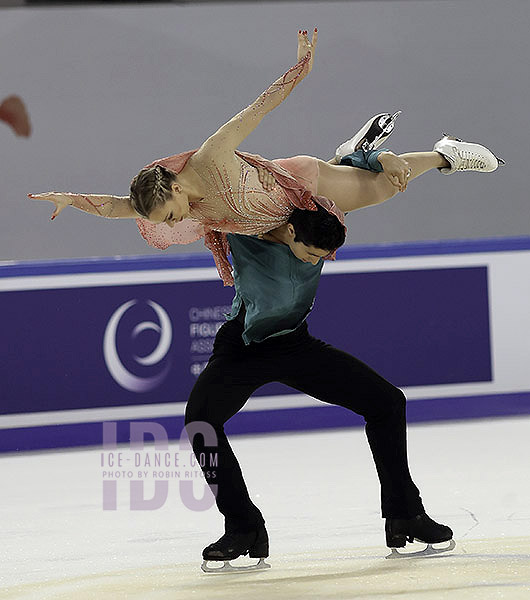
[201,525,271,573]
[335,111,402,161]
[385,512,455,559]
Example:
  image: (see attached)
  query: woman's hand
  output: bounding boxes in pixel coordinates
[377,152,412,192]
[199,29,318,155]
[28,192,72,220]
[297,28,317,74]
[256,167,276,192]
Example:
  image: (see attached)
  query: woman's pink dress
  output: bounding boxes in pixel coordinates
[136,149,345,286]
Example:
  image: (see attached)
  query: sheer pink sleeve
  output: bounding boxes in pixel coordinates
[136,218,205,249]
[203,231,234,286]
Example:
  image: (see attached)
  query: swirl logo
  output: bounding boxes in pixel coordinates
[103,300,172,393]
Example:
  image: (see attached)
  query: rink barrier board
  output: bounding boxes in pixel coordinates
[3,235,530,278]
[1,392,530,453]
[2,236,530,453]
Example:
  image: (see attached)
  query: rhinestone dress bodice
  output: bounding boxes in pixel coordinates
[135,149,345,286]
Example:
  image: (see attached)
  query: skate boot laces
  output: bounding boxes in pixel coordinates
[442,133,488,170]
[436,133,504,173]
[455,150,488,171]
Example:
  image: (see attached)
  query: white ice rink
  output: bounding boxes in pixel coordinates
[1,416,529,599]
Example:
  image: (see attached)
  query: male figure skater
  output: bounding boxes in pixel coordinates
[185,136,497,571]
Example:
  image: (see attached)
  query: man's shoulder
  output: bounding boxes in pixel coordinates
[227,233,261,246]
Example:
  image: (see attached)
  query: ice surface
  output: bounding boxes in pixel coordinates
[1,417,529,599]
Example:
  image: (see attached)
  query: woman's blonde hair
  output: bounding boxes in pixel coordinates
[129,164,177,219]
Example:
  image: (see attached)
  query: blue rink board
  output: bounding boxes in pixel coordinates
[2,236,530,453]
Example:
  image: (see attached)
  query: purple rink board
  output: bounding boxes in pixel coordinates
[2,237,530,453]
[2,266,491,415]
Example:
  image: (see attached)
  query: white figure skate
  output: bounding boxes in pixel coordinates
[433,134,505,174]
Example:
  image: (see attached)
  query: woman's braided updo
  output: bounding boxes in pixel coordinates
[130,164,177,219]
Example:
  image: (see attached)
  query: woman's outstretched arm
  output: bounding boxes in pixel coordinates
[28,192,138,220]
[198,29,317,155]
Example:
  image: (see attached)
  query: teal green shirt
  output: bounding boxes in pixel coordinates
[226,234,323,345]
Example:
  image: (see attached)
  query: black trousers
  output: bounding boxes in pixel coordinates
[184,318,424,532]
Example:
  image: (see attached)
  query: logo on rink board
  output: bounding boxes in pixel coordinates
[103,299,173,393]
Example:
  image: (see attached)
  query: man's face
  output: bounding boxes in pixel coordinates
[280,222,332,265]
[286,238,331,265]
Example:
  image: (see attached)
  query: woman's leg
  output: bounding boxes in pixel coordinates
[316,152,446,213]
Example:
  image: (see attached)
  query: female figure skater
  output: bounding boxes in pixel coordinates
[29,29,501,285]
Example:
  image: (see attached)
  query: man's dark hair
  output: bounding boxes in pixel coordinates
[288,203,346,252]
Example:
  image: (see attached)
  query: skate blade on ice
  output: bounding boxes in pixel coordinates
[201,557,271,573]
[386,539,456,559]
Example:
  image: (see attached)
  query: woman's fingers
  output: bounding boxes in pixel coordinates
[257,167,276,191]
[28,192,57,200]
[265,173,275,190]
[28,192,68,219]
[50,203,68,220]
[298,27,317,52]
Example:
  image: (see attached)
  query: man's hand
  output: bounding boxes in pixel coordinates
[378,152,412,192]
